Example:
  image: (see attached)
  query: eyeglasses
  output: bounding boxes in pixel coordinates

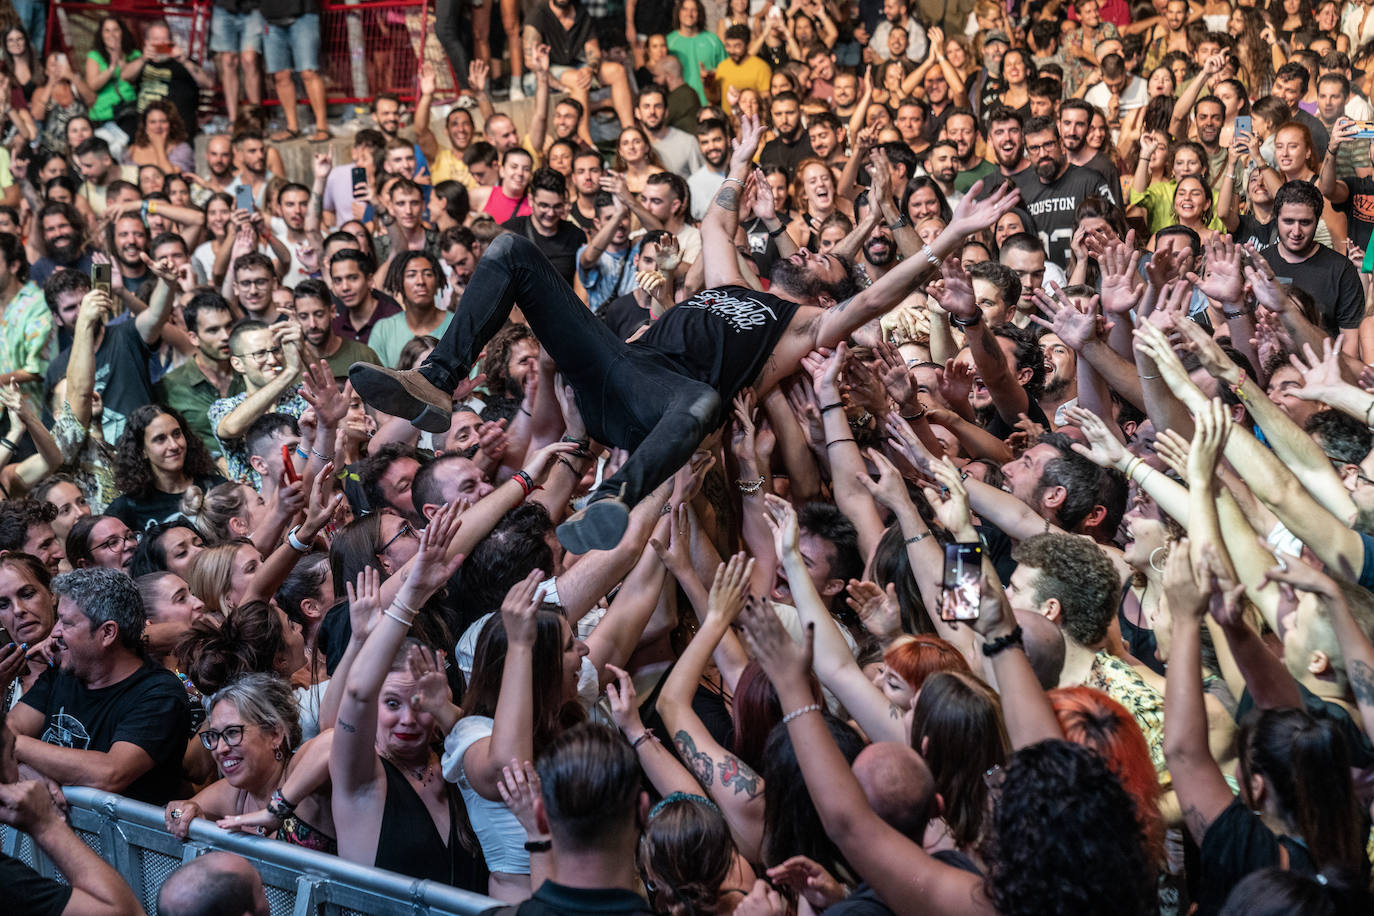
[233,345,284,363]
[1024,140,1060,155]
[236,276,273,289]
[94,532,137,553]
[200,725,246,750]
[379,522,416,554]
[1328,456,1374,487]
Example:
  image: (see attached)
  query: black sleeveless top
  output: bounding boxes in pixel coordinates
[632,285,802,401]
[375,757,488,892]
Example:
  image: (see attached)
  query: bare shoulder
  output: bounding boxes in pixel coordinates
[786,305,824,340]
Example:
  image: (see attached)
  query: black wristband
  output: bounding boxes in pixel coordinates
[950,312,982,328]
[524,838,553,853]
[981,626,1024,658]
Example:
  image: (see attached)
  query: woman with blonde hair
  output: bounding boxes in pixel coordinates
[186,540,262,619]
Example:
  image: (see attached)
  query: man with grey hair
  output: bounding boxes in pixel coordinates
[157,852,270,916]
[5,567,189,804]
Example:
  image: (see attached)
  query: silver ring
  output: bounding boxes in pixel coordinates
[171,809,182,819]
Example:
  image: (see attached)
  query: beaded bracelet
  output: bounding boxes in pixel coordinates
[782,703,823,725]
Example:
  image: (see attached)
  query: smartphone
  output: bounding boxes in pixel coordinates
[352,166,367,192]
[282,443,301,484]
[940,542,983,622]
[235,184,255,212]
[0,621,11,646]
[1234,115,1252,138]
[154,41,173,55]
[91,262,111,295]
[1354,121,1374,139]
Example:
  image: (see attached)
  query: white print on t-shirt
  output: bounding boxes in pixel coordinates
[679,290,778,332]
[42,707,91,749]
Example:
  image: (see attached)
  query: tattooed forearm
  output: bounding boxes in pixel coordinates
[717,755,763,798]
[715,185,739,212]
[337,719,357,733]
[1180,802,1210,841]
[673,730,715,787]
[1350,660,1374,705]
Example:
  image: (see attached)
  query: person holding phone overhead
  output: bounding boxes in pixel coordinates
[129,21,213,142]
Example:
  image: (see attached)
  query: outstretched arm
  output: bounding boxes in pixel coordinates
[816,182,1022,348]
[701,115,765,290]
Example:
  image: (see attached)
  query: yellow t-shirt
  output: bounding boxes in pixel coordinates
[715,56,772,115]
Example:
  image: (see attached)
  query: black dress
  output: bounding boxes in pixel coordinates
[375,757,489,892]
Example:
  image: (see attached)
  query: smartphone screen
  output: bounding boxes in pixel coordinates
[1234,115,1252,137]
[1354,121,1374,139]
[91,262,111,295]
[235,185,255,212]
[940,542,983,621]
[352,166,367,191]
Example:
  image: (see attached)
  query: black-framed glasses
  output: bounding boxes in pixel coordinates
[378,522,415,554]
[200,725,246,750]
[1329,456,1374,487]
[94,532,137,553]
[233,345,284,363]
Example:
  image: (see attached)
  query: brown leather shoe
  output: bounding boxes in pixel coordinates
[348,363,453,433]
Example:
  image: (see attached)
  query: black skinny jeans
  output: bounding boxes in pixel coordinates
[421,233,722,506]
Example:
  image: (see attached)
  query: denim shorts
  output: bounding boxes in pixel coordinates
[209,8,265,55]
[264,13,320,74]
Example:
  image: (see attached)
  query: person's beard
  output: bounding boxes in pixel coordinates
[48,235,81,263]
[864,237,895,267]
[771,258,830,300]
[706,148,728,168]
[1044,374,1072,399]
[1034,156,1061,181]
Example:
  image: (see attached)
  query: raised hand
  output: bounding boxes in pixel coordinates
[1064,406,1125,468]
[1031,282,1105,351]
[767,856,848,911]
[1288,337,1346,402]
[400,500,465,604]
[1096,230,1145,315]
[856,448,915,514]
[920,455,976,539]
[604,663,646,737]
[762,492,801,559]
[936,357,975,410]
[649,502,693,576]
[1171,311,1242,385]
[948,180,1022,243]
[405,643,453,717]
[1242,250,1288,314]
[928,254,977,321]
[738,594,813,693]
[346,566,383,639]
[1187,235,1245,307]
[732,114,765,169]
[500,568,544,648]
[845,579,901,641]
[707,552,755,624]
[468,59,489,94]
[801,344,844,399]
[495,759,544,837]
[1187,397,1230,486]
[521,440,581,484]
[1153,427,1191,478]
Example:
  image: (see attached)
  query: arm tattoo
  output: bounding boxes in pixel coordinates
[715,186,740,212]
[673,730,714,787]
[1181,802,1210,841]
[716,755,763,798]
[1350,660,1374,706]
[336,719,358,733]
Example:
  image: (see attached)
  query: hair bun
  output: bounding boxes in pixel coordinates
[180,486,204,516]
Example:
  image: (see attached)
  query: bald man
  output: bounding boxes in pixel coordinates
[1013,607,1067,690]
[827,743,982,914]
[156,853,269,916]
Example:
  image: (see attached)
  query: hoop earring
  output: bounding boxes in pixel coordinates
[274,747,284,761]
[1149,546,1167,574]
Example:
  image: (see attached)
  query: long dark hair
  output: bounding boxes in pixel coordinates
[1237,707,1363,871]
[127,519,202,576]
[113,406,219,499]
[89,16,134,63]
[910,671,1010,855]
[461,609,585,751]
[761,712,865,877]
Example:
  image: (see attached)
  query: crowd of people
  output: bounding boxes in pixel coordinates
[5,0,1374,914]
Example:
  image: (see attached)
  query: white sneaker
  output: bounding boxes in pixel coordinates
[509,77,526,100]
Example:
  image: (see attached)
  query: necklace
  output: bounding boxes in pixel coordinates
[381,750,433,785]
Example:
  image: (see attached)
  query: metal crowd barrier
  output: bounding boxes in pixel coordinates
[0,785,501,916]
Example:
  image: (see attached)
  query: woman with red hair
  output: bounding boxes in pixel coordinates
[1050,685,1166,865]
[875,634,971,712]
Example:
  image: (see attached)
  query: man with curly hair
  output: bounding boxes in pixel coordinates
[0,497,63,574]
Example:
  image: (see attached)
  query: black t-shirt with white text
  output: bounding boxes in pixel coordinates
[20,659,191,805]
[1025,164,1115,267]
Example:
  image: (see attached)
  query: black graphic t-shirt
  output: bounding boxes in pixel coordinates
[21,659,191,804]
[1335,175,1374,252]
[1025,165,1115,267]
[633,285,801,400]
